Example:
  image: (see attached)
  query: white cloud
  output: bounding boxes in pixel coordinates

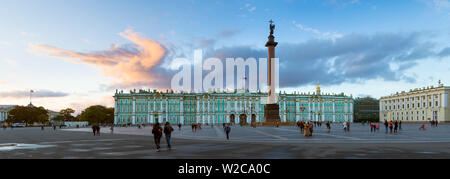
[241,3,256,12]
[0,41,11,46]
[432,0,450,10]
[292,21,343,41]
[3,58,17,67]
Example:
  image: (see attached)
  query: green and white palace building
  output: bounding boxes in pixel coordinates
[113,84,354,125]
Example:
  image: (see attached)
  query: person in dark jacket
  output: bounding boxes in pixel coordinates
[163,122,174,150]
[96,125,101,136]
[394,121,399,133]
[225,124,231,140]
[152,123,163,151]
[92,125,97,136]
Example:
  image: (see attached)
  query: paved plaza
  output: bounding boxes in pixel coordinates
[1,123,450,158]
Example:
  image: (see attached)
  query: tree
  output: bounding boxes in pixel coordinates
[60,108,75,121]
[52,115,65,121]
[7,106,49,125]
[78,105,114,125]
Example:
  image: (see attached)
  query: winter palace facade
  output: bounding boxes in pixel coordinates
[113,84,354,125]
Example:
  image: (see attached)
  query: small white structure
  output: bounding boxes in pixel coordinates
[64,121,89,127]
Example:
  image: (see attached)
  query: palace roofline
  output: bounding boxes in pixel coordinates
[380,84,449,99]
[113,90,352,98]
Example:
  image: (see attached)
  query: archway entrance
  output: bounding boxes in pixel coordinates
[239,114,247,125]
[230,114,235,124]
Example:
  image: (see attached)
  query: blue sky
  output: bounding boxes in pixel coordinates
[0,0,449,113]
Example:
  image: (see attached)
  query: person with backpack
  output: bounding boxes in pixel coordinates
[163,122,174,150]
[225,124,231,140]
[152,123,163,151]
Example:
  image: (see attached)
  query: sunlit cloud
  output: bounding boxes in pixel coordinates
[29,29,171,89]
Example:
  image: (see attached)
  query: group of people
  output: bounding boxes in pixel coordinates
[343,121,351,132]
[151,122,174,152]
[383,120,402,134]
[296,121,315,137]
[430,120,439,127]
[91,125,101,136]
[369,122,380,132]
[191,123,202,132]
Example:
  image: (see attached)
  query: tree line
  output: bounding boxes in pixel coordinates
[6,105,114,125]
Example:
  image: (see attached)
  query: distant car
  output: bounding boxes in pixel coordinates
[11,123,25,127]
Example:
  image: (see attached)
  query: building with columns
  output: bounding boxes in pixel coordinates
[113,84,354,125]
[379,84,449,122]
[0,105,18,124]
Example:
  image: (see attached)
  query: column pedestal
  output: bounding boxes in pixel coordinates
[263,104,281,125]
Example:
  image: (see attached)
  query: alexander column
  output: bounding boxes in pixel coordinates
[263,20,281,124]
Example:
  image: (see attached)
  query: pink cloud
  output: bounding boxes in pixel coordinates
[29,29,169,89]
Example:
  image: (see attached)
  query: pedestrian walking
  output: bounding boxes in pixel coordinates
[178,123,182,131]
[326,121,331,133]
[304,122,312,137]
[163,122,174,150]
[343,122,347,132]
[92,125,97,136]
[384,120,388,133]
[399,121,402,130]
[389,121,393,134]
[394,121,399,133]
[300,121,305,133]
[152,123,163,152]
[225,124,231,140]
[96,125,101,136]
[110,125,114,134]
[346,121,351,131]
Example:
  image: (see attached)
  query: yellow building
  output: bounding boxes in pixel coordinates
[379,84,449,122]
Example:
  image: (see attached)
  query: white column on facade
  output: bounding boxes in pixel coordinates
[114,97,118,124]
[227,98,230,123]
[196,98,200,123]
[443,92,448,108]
[235,99,239,123]
[166,98,169,122]
[295,100,299,121]
[332,102,335,122]
[132,98,136,124]
[180,99,184,124]
[147,99,150,124]
[208,99,211,124]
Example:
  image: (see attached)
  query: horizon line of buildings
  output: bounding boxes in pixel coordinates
[2,84,449,125]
